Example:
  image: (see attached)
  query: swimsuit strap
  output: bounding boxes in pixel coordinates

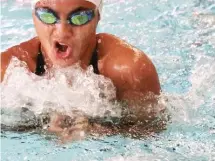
[89,45,99,74]
[35,48,45,76]
[35,45,99,76]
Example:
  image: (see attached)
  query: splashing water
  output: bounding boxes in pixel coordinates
[1,0,215,161]
[1,57,121,128]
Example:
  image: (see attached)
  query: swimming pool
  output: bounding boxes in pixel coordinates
[1,0,215,160]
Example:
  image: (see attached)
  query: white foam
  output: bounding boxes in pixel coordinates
[1,57,121,126]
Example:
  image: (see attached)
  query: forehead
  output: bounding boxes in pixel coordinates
[36,0,96,12]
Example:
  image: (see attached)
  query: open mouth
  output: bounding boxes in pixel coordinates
[56,42,68,52]
[54,41,72,58]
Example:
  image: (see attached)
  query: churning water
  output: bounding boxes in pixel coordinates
[1,0,215,160]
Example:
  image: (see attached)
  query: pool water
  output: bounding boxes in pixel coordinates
[1,0,215,160]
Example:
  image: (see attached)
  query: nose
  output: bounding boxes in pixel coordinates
[54,21,73,40]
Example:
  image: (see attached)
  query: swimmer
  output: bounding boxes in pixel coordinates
[1,0,164,141]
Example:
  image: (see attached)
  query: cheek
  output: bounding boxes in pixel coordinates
[75,23,97,45]
[33,15,53,44]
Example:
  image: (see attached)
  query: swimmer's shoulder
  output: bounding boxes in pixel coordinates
[1,37,40,59]
[1,37,40,81]
[96,33,161,97]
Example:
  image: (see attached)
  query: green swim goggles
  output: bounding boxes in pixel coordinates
[35,8,95,26]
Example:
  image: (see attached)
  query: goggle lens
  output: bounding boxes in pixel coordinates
[71,14,89,25]
[40,12,57,24]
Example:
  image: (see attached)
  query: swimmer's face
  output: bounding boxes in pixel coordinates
[33,0,99,67]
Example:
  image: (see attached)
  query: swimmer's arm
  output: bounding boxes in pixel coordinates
[99,45,162,123]
[114,56,167,135]
[117,57,163,124]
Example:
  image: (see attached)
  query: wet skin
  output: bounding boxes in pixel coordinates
[1,0,163,140]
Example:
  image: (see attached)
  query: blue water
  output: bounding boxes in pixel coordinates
[1,0,215,160]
